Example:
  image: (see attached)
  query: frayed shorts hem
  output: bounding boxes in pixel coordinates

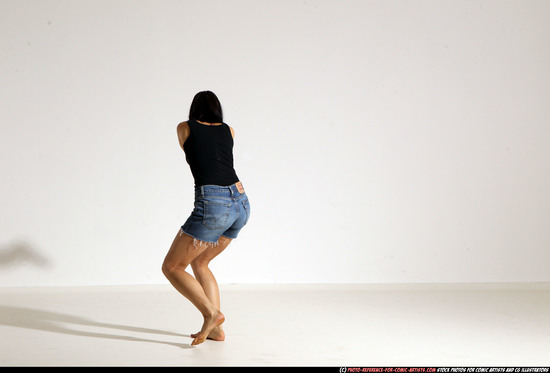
[179,227,216,243]
[179,228,222,248]
[179,227,238,248]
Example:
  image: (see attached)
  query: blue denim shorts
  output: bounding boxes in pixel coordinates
[181,183,251,243]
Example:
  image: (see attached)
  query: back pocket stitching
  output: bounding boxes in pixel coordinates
[202,201,231,230]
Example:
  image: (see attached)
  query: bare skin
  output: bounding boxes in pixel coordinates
[162,231,229,345]
[190,235,233,341]
[162,120,237,345]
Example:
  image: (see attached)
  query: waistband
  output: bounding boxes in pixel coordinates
[194,182,244,198]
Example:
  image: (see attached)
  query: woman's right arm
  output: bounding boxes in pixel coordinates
[177,121,190,151]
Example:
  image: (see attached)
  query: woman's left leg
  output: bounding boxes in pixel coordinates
[162,230,225,345]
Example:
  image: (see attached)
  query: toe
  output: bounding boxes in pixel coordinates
[191,336,205,346]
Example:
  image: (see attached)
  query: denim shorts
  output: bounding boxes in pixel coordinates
[181,183,251,243]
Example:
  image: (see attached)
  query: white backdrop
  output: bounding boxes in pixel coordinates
[1,0,549,286]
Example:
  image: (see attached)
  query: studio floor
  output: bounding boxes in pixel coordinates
[0,283,549,367]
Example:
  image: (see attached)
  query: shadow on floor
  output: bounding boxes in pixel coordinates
[0,304,194,349]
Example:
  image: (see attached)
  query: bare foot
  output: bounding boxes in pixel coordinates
[191,311,225,346]
[191,325,225,341]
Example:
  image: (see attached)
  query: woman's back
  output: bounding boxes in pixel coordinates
[180,119,239,187]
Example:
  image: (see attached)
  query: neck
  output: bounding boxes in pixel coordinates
[197,120,221,126]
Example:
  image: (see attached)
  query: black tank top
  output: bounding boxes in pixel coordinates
[183,119,239,187]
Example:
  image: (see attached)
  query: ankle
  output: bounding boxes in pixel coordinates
[202,307,219,319]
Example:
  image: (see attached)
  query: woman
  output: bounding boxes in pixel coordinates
[162,91,250,346]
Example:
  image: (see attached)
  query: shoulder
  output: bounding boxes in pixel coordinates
[177,121,190,148]
[177,121,190,132]
[227,124,235,138]
[177,121,190,136]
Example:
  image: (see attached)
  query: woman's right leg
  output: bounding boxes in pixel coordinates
[190,235,232,341]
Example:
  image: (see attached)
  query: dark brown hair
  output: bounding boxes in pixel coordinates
[188,91,223,123]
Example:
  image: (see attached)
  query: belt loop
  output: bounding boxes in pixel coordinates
[229,184,234,197]
[200,185,204,197]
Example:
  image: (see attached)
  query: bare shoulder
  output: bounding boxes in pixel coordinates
[177,121,190,137]
[228,125,235,138]
[177,121,189,133]
[177,121,190,149]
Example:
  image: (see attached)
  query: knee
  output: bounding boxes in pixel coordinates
[190,258,209,273]
[161,260,172,279]
[162,259,186,279]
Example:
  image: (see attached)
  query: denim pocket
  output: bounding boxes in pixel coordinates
[202,200,231,230]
